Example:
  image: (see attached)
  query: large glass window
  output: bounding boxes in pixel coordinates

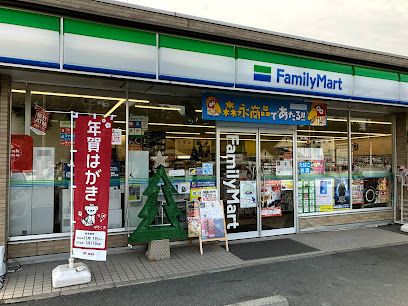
[10,84,127,237]
[297,110,349,213]
[9,82,216,238]
[351,112,393,209]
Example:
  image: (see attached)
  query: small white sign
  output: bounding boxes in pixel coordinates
[169,169,186,177]
[111,128,122,145]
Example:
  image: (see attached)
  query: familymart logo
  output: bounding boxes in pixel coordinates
[253,65,271,82]
[253,64,344,91]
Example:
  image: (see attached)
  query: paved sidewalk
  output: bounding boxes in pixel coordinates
[2,226,408,303]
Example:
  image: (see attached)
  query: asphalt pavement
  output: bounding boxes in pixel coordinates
[13,243,408,306]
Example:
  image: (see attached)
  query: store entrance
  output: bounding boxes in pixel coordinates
[217,125,296,240]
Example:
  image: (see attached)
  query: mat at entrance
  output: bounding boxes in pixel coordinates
[229,238,319,260]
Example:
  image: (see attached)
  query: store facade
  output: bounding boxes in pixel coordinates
[0,2,406,258]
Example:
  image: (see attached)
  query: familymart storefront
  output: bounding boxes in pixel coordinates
[0,5,404,258]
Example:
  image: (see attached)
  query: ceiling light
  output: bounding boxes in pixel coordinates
[195,109,203,113]
[166,136,215,140]
[327,117,392,125]
[149,122,215,129]
[135,105,181,111]
[166,131,201,135]
[128,99,150,104]
[105,99,125,117]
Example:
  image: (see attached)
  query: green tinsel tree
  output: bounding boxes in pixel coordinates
[128,165,187,243]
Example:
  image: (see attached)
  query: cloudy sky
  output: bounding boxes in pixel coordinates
[120,0,408,56]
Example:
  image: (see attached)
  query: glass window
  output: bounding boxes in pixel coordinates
[351,112,393,209]
[9,82,215,238]
[297,110,349,213]
[127,92,216,231]
[10,84,126,237]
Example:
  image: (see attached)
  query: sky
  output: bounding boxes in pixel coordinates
[118,0,408,56]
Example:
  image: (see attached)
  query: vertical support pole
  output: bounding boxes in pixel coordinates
[69,111,78,268]
[125,84,130,237]
[348,109,353,210]
[293,127,299,233]
[24,85,31,135]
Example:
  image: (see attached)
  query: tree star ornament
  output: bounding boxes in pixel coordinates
[151,151,168,168]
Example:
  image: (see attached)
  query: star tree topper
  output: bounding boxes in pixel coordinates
[151,151,168,168]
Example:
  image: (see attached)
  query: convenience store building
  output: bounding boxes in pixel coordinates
[0,0,408,258]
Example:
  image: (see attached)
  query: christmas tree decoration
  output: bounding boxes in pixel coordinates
[129,165,187,243]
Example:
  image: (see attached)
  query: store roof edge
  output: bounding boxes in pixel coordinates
[5,0,408,73]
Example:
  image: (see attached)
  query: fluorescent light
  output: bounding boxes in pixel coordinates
[135,105,181,111]
[12,89,151,104]
[176,155,191,159]
[351,134,392,140]
[149,122,215,129]
[114,121,126,124]
[105,99,125,117]
[298,129,387,136]
[166,136,215,140]
[195,109,203,113]
[12,89,124,101]
[166,131,201,135]
[328,117,392,125]
[129,99,150,104]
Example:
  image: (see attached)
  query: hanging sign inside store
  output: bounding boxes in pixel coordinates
[72,115,113,261]
[30,105,50,135]
[202,93,327,126]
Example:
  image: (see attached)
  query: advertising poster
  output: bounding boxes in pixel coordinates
[30,105,50,135]
[201,188,218,201]
[60,121,75,146]
[199,201,225,240]
[10,134,33,172]
[261,180,282,217]
[176,182,191,195]
[297,148,325,175]
[128,184,141,201]
[261,180,281,207]
[276,160,292,176]
[352,179,364,205]
[240,181,257,208]
[72,115,112,261]
[315,178,334,211]
[202,162,214,175]
[110,161,120,187]
[261,206,282,217]
[281,180,293,190]
[334,178,350,209]
[111,128,122,145]
[186,201,201,237]
[202,93,327,127]
[378,177,390,203]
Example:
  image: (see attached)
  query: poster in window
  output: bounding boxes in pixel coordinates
[10,134,33,172]
[240,180,257,208]
[352,179,364,205]
[334,178,350,208]
[201,187,218,202]
[199,201,225,240]
[377,177,390,203]
[315,178,334,211]
[260,180,282,217]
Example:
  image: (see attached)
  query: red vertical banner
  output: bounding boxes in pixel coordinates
[72,115,112,261]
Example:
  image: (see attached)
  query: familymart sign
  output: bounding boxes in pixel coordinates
[237,61,354,98]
